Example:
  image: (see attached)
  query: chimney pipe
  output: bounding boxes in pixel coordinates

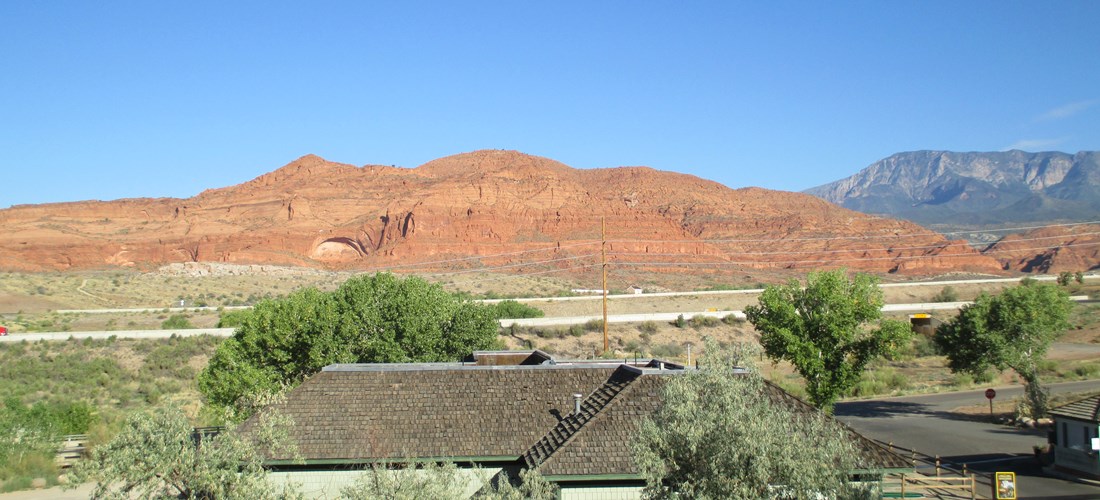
[573,393,583,414]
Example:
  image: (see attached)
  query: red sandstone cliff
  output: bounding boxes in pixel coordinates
[984,224,1100,273]
[0,150,1004,275]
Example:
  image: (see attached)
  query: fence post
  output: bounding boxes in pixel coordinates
[935,455,941,477]
[911,449,917,468]
[900,473,905,498]
[970,473,976,500]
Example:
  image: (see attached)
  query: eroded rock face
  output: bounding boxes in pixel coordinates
[984,224,1100,273]
[0,150,1004,275]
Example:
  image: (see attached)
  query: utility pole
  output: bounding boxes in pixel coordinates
[602,217,609,354]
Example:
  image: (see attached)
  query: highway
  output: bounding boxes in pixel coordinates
[4,295,1092,342]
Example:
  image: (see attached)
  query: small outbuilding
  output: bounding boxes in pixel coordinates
[1050,395,1100,479]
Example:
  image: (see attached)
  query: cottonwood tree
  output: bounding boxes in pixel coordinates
[69,404,300,499]
[632,343,865,499]
[745,270,911,412]
[934,282,1072,418]
[199,273,500,418]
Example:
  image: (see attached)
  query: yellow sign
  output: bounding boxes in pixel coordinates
[994,471,1016,500]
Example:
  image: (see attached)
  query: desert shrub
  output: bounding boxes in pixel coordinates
[721,314,743,326]
[931,286,959,302]
[847,368,909,397]
[950,373,974,388]
[673,314,686,328]
[492,300,545,319]
[568,324,585,337]
[1037,359,1061,377]
[216,310,251,328]
[638,321,659,335]
[650,343,685,359]
[1073,363,1100,378]
[534,328,566,340]
[584,319,604,332]
[160,314,194,330]
[689,315,720,329]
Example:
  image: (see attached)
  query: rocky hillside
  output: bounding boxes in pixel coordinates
[806,150,1100,226]
[0,150,1003,276]
[984,223,1100,273]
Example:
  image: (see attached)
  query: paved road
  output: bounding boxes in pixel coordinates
[837,381,1100,499]
[0,328,234,342]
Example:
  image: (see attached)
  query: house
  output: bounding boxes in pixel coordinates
[1050,395,1100,479]
[242,350,910,498]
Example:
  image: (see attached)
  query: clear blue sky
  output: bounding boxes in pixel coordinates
[2,1,1098,208]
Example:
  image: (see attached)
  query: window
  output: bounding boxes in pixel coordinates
[1062,422,1068,447]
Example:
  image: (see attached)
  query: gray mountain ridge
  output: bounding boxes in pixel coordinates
[805,150,1100,227]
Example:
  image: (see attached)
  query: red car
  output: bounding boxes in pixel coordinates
[0,326,7,336]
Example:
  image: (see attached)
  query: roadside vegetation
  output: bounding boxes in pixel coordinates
[0,335,221,492]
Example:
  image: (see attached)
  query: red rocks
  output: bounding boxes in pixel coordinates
[0,150,1005,275]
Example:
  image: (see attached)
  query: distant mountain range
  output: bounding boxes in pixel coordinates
[806,150,1100,227]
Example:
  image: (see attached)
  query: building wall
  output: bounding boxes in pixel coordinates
[1053,418,1100,478]
[267,467,502,499]
[560,485,644,500]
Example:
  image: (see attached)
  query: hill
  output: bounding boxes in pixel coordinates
[0,150,1001,276]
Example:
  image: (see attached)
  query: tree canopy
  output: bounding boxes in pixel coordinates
[199,273,501,415]
[69,405,299,499]
[744,269,911,412]
[934,282,1072,417]
[632,343,863,499]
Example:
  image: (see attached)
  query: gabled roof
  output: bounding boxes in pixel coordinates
[244,355,909,476]
[520,368,911,477]
[1051,395,1100,423]
[246,362,621,462]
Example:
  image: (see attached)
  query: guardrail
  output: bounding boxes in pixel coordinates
[56,434,88,469]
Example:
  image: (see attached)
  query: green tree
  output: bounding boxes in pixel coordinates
[744,269,911,412]
[199,273,500,416]
[933,283,1073,418]
[69,405,300,499]
[632,343,863,499]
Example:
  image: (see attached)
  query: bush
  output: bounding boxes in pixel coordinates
[492,300,545,319]
[673,314,686,328]
[160,315,194,330]
[584,319,604,332]
[216,310,251,328]
[1073,363,1100,378]
[650,343,685,359]
[638,321,659,335]
[689,315,719,329]
[721,314,743,326]
[931,286,959,303]
[568,325,585,337]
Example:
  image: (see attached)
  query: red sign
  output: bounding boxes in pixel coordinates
[985,388,997,400]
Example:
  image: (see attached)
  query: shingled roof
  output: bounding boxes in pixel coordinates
[1051,395,1100,423]
[246,361,623,462]
[243,355,909,477]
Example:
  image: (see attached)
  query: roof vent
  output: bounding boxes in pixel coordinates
[573,393,583,414]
